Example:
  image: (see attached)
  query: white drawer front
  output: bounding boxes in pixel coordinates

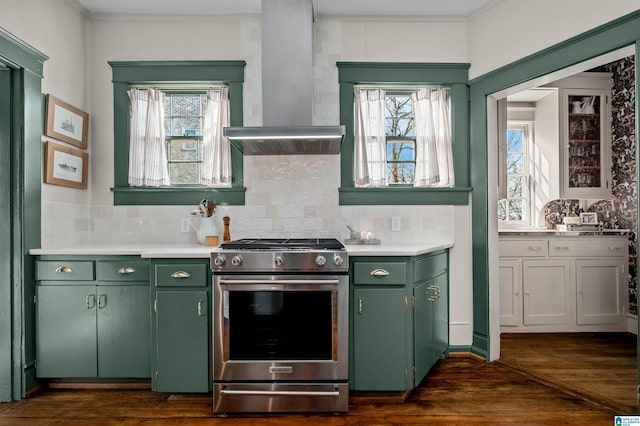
[499,240,547,257]
[549,239,627,257]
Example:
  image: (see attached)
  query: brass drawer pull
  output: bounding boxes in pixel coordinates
[370,269,390,277]
[171,271,191,279]
[55,266,72,273]
[118,266,136,274]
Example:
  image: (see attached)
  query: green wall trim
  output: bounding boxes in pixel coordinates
[112,186,246,206]
[109,61,246,206]
[339,186,471,205]
[467,9,640,359]
[0,28,46,400]
[337,62,471,205]
[0,27,48,77]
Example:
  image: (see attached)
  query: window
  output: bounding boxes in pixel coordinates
[337,62,471,206]
[109,61,246,206]
[498,122,532,223]
[164,91,206,185]
[385,92,416,184]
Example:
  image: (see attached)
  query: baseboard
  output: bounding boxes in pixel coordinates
[626,314,637,335]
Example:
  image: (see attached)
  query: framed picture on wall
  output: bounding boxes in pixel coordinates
[45,94,89,149]
[44,141,88,189]
[580,212,598,225]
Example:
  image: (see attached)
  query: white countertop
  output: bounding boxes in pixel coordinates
[499,228,630,236]
[30,240,454,258]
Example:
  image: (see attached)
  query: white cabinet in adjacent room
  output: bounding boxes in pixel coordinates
[499,234,628,332]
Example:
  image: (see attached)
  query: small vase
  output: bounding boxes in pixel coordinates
[197,215,218,245]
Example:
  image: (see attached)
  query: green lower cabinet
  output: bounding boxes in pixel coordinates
[151,259,211,393]
[36,285,98,377]
[97,285,150,377]
[35,256,151,379]
[36,284,150,378]
[413,281,435,384]
[432,272,449,363]
[154,291,209,392]
[350,250,449,392]
[352,287,409,391]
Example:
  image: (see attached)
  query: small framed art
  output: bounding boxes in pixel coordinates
[45,94,89,149]
[44,141,88,189]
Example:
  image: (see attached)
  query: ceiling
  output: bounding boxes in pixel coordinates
[77,0,495,17]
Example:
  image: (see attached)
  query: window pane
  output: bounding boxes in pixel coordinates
[507,176,525,198]
[169,163,199,184]
[508,200,523,221]
[387,140,415,161]
[168,139,201,162]
[507,153,523,174]
[386,162,414,184]
[386,118,415,136]
[497,199,507,221]
[507,129,523,151]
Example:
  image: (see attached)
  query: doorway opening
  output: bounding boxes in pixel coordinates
[490,46,637,411]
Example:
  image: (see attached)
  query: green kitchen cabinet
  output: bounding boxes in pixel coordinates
[352,287,409,391]
[151,259,210,393]
[349,250,449,392]
[35,257,150,379]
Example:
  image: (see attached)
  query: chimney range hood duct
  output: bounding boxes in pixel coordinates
[223,0,344,155]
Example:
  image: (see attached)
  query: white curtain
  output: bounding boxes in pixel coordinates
[412,88,454,187]
[354,88,388,187]
[201,88,231,186]
[127,88,169,187]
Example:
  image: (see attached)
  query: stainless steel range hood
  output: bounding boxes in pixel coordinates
[224,0,345,155]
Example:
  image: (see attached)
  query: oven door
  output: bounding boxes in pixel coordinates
[213,274,348,382]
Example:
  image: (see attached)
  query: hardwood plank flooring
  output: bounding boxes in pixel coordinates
[0,354,630,425]
[498,332,638,414]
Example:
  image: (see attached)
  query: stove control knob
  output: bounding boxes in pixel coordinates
[231,256,243,266]
[274,255,285,267]
[333,255,344,266]
[213,255,226,267]
[315,255,327,266]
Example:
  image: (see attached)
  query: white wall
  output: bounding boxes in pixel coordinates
[0,0,91,246]
[533,92,560,226]
[466,0,640,79]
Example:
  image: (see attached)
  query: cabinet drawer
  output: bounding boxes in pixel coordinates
[414,252,447,282]
[155,264,208,287]
[498,240,547,257]
[352,262,407,285]
[97,260,149,282]
[36,260,95,281]
[549,239,627,257]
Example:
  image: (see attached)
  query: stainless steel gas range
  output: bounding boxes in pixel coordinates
[210,238,349,414]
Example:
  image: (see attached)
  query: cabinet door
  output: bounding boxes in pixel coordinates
[155,291,209,392]
[36,285,97,378]
[499,259,522,326]
[576,259,625,325]
[561,88,610,199]
[414,281,435,385]
[432,273,449,361]
[352,288,408,391]
[97,285,150,378]
[522,259,572,325]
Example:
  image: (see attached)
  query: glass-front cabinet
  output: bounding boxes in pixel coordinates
[560,87,610,199]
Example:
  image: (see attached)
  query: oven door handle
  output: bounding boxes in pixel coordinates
[220,389,340,397]
[219,279,340,286]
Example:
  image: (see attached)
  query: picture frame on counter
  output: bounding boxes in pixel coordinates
[44,141,88,189]
[580,212,598,225]
[45,94,89,149]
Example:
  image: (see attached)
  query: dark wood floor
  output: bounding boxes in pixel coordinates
[498,332,637,414]
[0,333,636,425]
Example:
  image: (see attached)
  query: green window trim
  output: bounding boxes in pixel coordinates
[337,62,472,205]
[109,60,246,206]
